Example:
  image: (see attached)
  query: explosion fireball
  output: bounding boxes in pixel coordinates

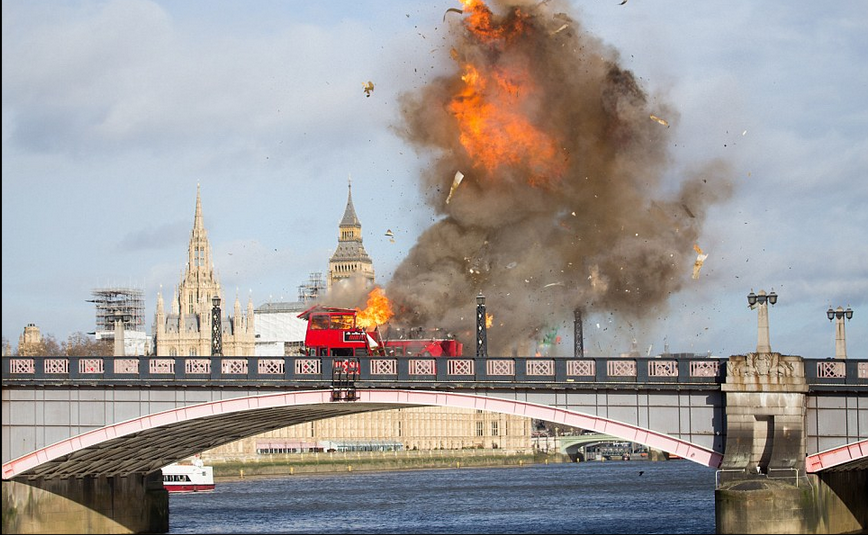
[385,0,733,356]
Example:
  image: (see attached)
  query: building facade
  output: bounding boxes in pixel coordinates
[327,179,375,291]
[152,185,255,356]
[202,407,532,459]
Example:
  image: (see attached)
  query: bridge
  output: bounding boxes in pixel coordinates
[2,353,867,534]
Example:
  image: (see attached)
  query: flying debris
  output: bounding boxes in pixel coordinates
[543,282,565,288]
[681,203,696,218]
[363,81,375,97]
[445,171,465,204]
[650,114,669,127]
[443,7,463,21]
[385,229,394,237]
[620,0,629,5]
[692,244,708,280]
[551,23,569,35]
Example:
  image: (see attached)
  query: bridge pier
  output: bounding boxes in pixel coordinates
[2,472,168,534]
[716,353,866,534]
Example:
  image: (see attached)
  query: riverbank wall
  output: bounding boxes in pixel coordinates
[206,449,573,480]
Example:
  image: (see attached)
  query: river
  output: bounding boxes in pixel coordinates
[168,460,717,534]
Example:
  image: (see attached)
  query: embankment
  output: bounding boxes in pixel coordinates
[207,449,571,480]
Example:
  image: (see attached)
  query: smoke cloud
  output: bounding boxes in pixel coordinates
[386,0,733,356]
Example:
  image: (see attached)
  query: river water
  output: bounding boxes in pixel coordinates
[168,460,717,534]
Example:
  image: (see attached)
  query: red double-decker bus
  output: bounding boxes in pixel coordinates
[298,305,463,357]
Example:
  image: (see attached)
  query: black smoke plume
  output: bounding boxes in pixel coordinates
[386,0,733,356]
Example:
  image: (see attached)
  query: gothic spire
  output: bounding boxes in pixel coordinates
[340,175,361,228]
[193,182,204,234]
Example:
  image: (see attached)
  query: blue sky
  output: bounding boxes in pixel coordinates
[2,0,866,358]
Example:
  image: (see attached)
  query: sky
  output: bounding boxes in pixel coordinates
[2,0,867,359]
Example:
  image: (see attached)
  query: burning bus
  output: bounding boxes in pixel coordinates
[298,305,463,357]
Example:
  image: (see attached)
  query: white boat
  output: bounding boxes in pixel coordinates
[162,458,214,493]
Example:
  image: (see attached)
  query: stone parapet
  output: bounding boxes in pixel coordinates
[722,353,808,393]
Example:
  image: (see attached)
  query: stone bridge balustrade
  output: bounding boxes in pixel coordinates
[4,355,866,388]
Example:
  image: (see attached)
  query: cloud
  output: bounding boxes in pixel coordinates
[115,220,189,252]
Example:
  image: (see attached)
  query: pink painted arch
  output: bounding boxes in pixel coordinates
[3,389,723,480]
[805,439,868,473]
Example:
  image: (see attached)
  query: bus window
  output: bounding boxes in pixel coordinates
[330,314,355,330]
[310,315,329,330]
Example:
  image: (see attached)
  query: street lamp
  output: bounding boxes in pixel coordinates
[748,289,777,353]
[476,292,488,357]
[211,295,223,356]
[827,306,853,359]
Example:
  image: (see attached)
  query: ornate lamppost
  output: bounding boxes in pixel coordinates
[574,308,584,358]
[826,306,853,359]
[476,292,488,357]
[211,295,223,356]
[747,289,777,353]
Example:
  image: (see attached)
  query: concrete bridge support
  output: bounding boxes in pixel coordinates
[1,472,168,534]
[715,353,867,534]
[716,469,868,534]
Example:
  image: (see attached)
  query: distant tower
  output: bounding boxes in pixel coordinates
[17,323,43,356]
[327,177,375,291]
[154,184,255,356]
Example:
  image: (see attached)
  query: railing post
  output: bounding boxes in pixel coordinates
[554,358,567,383]
[397,357,410,382]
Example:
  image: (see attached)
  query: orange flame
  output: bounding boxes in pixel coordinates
[485,313,494,329]
[356,287,394,329]
[449,0,565,186]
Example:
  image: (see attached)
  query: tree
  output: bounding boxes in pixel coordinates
[63,332,113,356]
[16,333,62,356]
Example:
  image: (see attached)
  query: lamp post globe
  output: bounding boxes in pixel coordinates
[748,289,776,354]
[828,305,853,359]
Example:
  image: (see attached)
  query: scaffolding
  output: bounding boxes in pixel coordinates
[88,287,145,333]
[297,272,325,304]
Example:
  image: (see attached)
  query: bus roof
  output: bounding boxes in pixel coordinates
[297,304,359,321]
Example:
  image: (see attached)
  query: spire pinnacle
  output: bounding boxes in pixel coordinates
[340,176,360,228]
[194,183,204,232]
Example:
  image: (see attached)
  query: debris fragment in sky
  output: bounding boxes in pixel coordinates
[385,229,394,237]
[620,0,628,4]
[445,171,465,204]
[363,81,374,97]
[681,203,696,218]
[543,282,565,288]
[650,114,669,127]
[551,23,569,35]
[443,7,463,21]
[692,244,708,279]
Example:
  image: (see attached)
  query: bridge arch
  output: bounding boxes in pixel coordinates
[3,389,724,480]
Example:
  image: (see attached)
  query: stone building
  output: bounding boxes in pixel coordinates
[152,185,255,356]
[327,179,375,292]
[17,323,44,356]
[203,407,532,459]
